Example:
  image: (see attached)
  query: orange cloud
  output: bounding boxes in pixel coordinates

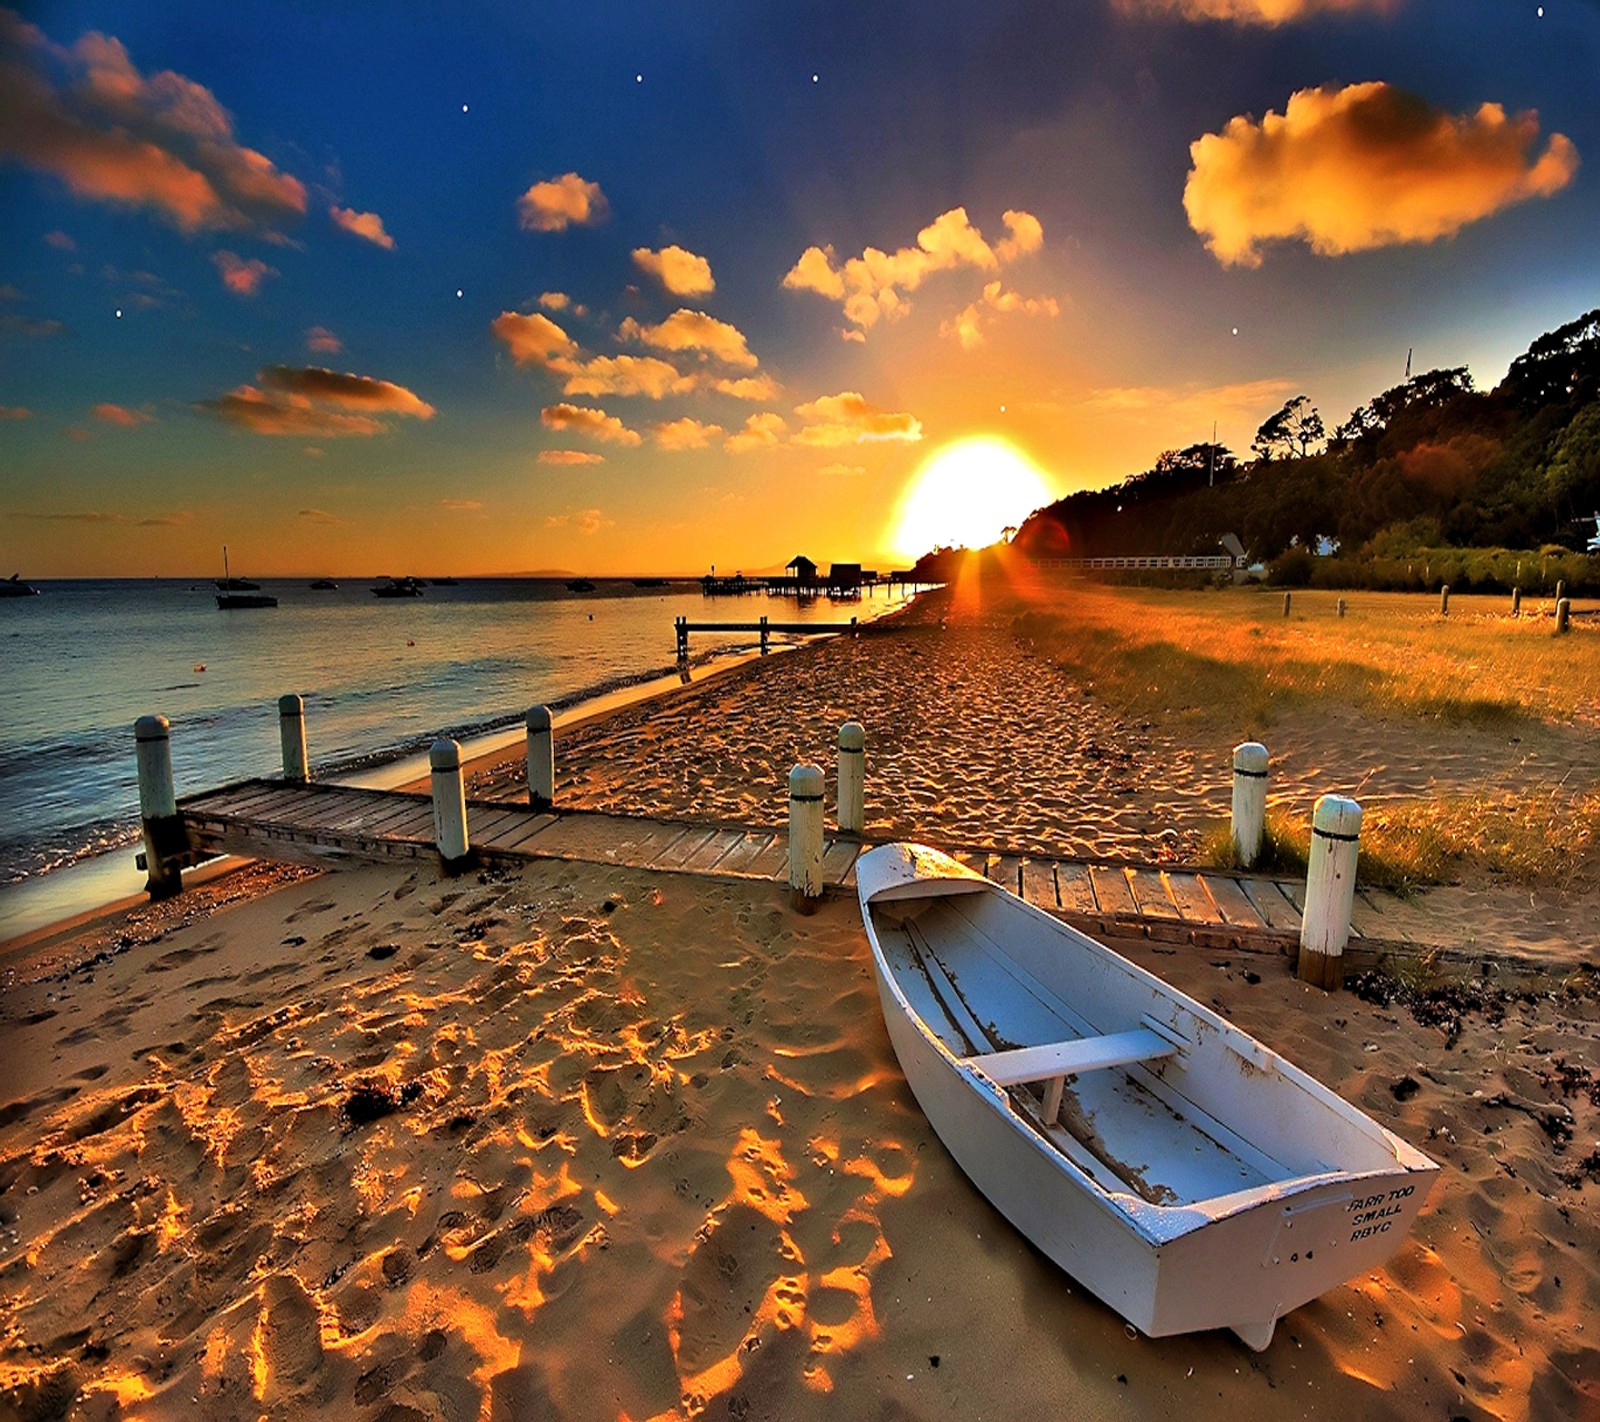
[783,207,1044,334]
[818,462,866,476]
[538,450,604,466]
[1113,0,1394,22]
[541,402,641,445]
[0,11,306,234]
[202,364,434,436]
[329,205,395,249]
[1,404,33,420]
[517,172,607,232]
[654,417,724,451]
[561,354,694,399]
[618,309,758,369]
[439,498,482,510]
[1186,82,1580,267]
[724,412,788,455]
[212,249,275,296]
[44,229,75,250]
[712,374,779,402]
[793,391,922,446]
[297,507,344,525]
[632,244,714,296]
[545,507,612,534]
[493,308,697,399]
[943,281,1060,350]
[538,291,571,310]
[492,310,580,366]
[90,401,154,426]
[304,324,340,353]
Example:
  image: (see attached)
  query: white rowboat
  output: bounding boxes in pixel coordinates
[856,843,1439,1350]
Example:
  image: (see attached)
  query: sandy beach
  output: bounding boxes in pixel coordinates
[3,584,1598,1421]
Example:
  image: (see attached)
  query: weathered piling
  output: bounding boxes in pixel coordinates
[429,738,472,871]
[760,614,770,654]
[1282,592,1292,618]
[1439,585,1450,616]
[837,722,865,835]
[1556,598,1572,634]
[787,763,824,913]
[675,615,688,660]
[1556,579,1566,606]
[1336,597,1346,619]
[278,694,309,782]
[1298,794,1362,991]
[1511,586,1522,617]
[1230,742,1269,868]
[135,714,183,899]
[525,705,554,809]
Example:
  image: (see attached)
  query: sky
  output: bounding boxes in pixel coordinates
[1,0,1597,577]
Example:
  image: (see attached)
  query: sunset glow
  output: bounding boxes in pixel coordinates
[890,438,1056,559]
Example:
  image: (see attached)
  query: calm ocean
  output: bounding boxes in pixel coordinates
[0,577,900,888]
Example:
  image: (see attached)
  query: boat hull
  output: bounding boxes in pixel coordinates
[859,843,1438,1349]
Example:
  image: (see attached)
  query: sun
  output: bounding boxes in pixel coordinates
[889,437,1055,560]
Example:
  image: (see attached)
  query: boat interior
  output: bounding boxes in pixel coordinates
[869,888,1402,1214]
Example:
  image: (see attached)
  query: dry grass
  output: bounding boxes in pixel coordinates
[1012,584,1599,733]
[1199,789,1599,894]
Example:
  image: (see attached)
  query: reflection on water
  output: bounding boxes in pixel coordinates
[0,578,907,883]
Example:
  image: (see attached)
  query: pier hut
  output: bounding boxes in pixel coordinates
[828,563,863,599]
[786,555,819,589]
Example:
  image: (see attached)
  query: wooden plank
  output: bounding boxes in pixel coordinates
[1162,872,1226,925]
[239,790,329,824]
[1241,879,1302,933]
[370,807,437,842]
[1125,868,1183,921]
[681,828,750,873]
[315,792,404,832]
[1019,860,1059,910]
[326,795,425,834]
[712,832,778,876]
[987,855,1024,895]
[345,799,433,837]
[1088,865,1139,919]
[190,784,284,816]
[281,792,381,831]
[466,807,534,843]
[967,1029,1175,1085]
[821,838,861,882]
[201,784,299,817]
[1195,874,1269,929]
[744,834,791,880]
[1053,862,1099,915]
[654,827,721,869]
[488,813,561,853]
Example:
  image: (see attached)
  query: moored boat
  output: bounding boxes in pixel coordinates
[565,578,596,592]
[309,578,339,590]
[371,577,425,598]
[856,842,1438,1350]
[215,547,276,608]
[0,573,40,597]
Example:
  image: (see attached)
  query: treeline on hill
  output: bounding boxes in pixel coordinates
[989,306,1600,593]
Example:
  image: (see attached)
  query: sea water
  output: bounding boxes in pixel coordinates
[0,577,901,889]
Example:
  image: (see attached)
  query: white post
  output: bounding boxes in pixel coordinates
[1556,579,1566,606]
[1511,586,1521,618]
[134,714,182,899]
[430,738,471,869]
[1299,794,1362,991]
[1282,591,1292,618]
[278,694,309,782]
[787,763,825,913]
[1336,597,1347,619]
[837,722,865,836]
[1230,742,1269,868]
[1556,598,1572,634]
[1439,585,1450,616]
[525,704,554,809]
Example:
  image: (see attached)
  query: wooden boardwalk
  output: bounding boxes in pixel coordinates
[177,778,1444,957]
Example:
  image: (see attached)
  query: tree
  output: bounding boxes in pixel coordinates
[1252,396,1325,461]
[1331,367,1475,449]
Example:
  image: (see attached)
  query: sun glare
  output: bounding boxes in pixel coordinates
[890,437,1055,560]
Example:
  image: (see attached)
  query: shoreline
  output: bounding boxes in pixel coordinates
[0,595,923,952]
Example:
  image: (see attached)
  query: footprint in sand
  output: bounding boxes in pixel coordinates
[255,1273,324,1395]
